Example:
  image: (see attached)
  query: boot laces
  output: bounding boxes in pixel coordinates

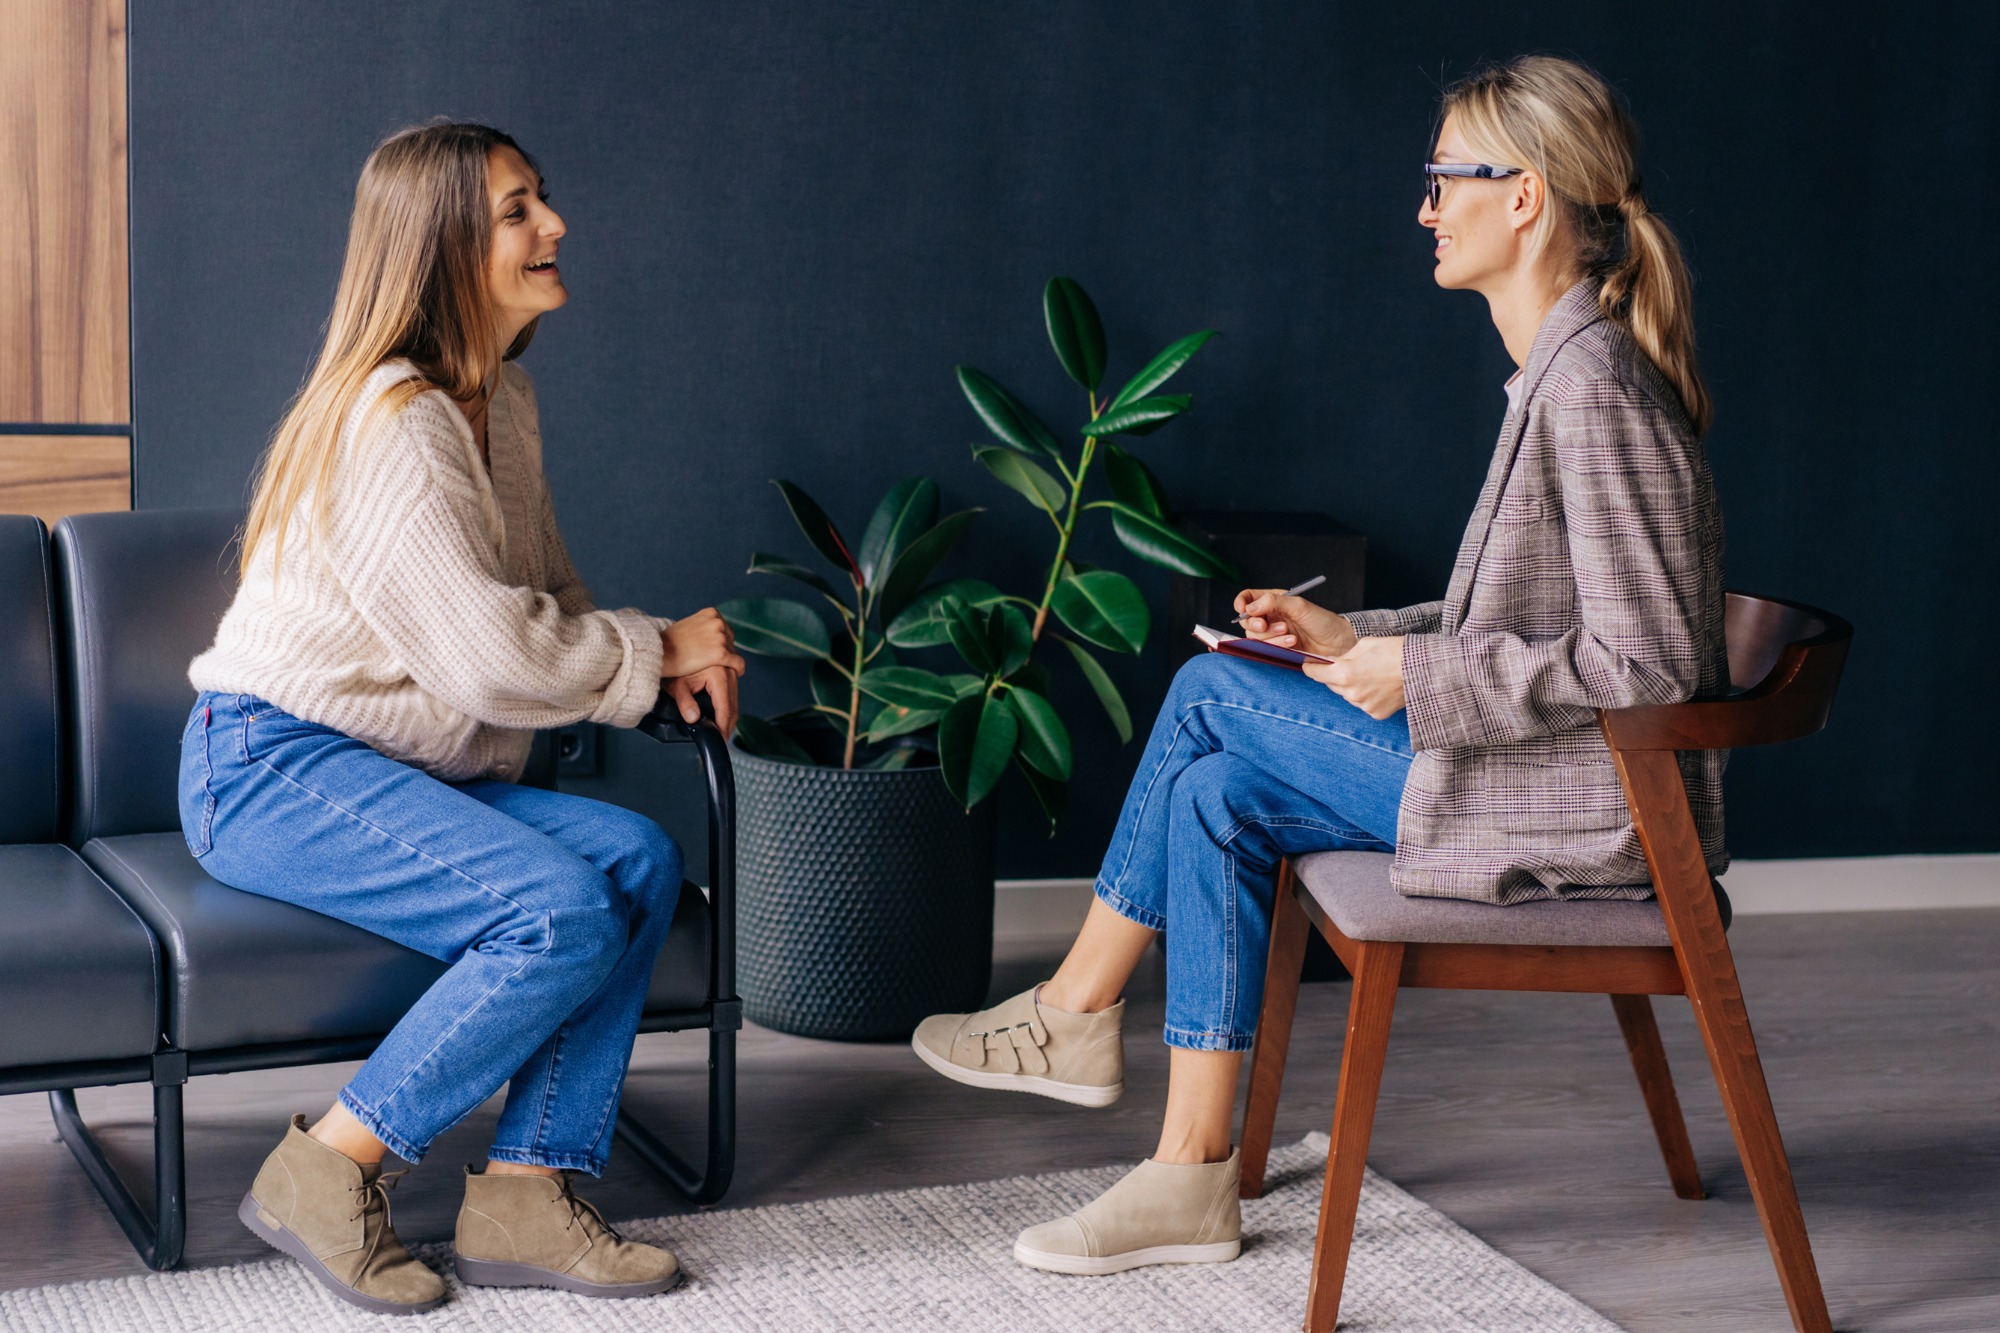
[555,1172,621,1242]
[348,1168,409,1273]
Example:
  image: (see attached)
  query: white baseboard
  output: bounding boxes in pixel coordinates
[991,855,2000,940]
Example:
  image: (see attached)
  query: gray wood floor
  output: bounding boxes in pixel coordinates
[2,907,1994,1331]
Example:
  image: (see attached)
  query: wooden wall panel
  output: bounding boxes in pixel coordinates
[0,435,130,525]
[0,0,130,424]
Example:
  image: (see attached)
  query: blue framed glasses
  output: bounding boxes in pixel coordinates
[1423,162,1524,210]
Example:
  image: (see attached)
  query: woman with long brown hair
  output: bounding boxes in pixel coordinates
[180,122,742,1314]
[913,54,1728,1275]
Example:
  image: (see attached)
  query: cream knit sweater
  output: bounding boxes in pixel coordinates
[190,359,665,783]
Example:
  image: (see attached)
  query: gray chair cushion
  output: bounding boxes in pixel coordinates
[53,509,241,845]
[1292,850,1672,948]
[0,515,59,844]
[0,844,160,1066]
[83,832,713,1052]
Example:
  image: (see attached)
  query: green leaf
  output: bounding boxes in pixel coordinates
[770,479,860,582]
[1105,503,1240,580]
[997,604,1034,678]
[1005,658,1050,697]
[1057,636,1133,743]
[937,693,1018,810]
[747,552,841,601]
[717,598,832,659]
[857,477,939,587]
[940,596,999,676]
[731,712,817,766]
[1109,329,1219,410]
[946,673,985,699]
[973,446,1067,516]
[956,366,1062,461]
[1014,755,1067,834]
[858,665,962,710]
[877,509,980,627]
[1100,443,1170,520]
[1082,394,1191,439]
[1044,276,1106,392]
[1049,570,1150,655]
[1005,686,1072,781]
[884,578,1007,647]
[862,747,918,771]
[865,704,946,742]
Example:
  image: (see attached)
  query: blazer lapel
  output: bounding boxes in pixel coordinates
[1441,282,1608,631]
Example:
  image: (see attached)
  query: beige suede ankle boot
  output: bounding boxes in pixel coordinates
[237,1115,446,1315]
[455,1168,682,1298]
[912,984,1124,1107]
[1013,1149,1242,1275]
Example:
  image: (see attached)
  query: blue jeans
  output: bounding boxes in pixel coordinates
[1094,654,1413,1052]
[179,692,682,1173]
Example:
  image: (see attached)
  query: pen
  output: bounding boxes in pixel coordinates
[1231,574,1327,625]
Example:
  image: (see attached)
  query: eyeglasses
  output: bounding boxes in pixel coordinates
[1423,162,1525,210]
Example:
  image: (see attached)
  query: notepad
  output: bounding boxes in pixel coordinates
[1191,624,1334,672]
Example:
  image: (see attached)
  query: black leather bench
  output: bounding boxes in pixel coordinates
[0,509,738,1271]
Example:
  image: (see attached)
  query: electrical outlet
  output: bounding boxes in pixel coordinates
[555,722,602,777]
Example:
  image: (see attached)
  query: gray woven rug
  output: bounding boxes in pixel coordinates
[1,1134,1622,1332]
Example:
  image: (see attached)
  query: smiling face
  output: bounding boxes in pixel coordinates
[484,146,567,344]
[1418,113,1543,294]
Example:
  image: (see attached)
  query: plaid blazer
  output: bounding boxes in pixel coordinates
[1344,283,1728,904]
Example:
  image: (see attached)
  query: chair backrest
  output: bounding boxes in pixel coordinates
[0,515,61,844]
[1600,590,1852,754]
[54,509,242,845]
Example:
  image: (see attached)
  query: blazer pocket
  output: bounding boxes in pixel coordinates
[1490,492,1550,526]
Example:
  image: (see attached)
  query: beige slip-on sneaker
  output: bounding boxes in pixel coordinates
[455,1168,682,1298]
[911,984,1124,1107]
[1014,1149,1243,1275]
[237,1115,447,1316]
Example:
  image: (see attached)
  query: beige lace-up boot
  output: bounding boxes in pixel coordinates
[1014,1149,1243,1275]
[237,1115,446,1315]
[455,1168,682,1298]
[911,984,1124,1107]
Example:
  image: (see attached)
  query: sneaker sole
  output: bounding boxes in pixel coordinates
[238,1192,445,1316]
[1013,1238,1241,1275]
[455,1255,683,1298]
[910,1034,1123,1107]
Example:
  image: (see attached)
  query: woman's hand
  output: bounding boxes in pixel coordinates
[663,663,739,738]
[1304,636,1406,719]
[1232,588,1358,659]
[659,608,745,680]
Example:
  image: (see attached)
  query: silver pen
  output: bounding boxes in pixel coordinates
[1231,574,1327,625]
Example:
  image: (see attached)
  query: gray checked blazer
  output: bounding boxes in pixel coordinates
[1344,282,1728,904]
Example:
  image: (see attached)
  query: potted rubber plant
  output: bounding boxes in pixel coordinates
[717,278,1235,1040]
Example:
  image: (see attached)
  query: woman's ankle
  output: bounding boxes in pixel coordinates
[1038,979,1119,1015]
[483,1159,563,1177]
[307,1102,388,1166]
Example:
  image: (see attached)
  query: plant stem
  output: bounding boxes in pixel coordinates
[844,588,866,769]
[1031,432,1099,643]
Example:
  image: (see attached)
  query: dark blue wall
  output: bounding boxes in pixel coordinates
[130,2,1998,879]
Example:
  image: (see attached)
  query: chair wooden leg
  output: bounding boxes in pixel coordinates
[1241,860,1311,1200]
[1610,993,1705,1199]
[1304,937,1403,1333]
[1613,748,1832,1333]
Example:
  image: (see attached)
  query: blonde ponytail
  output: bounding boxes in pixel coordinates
[1444,57,1713,435]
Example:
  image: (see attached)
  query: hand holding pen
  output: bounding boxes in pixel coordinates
[1232,576,1359,660]
[1230,575,1326,624]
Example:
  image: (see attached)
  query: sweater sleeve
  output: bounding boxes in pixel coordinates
[325,391,663,730]
[1397,384,1708,751]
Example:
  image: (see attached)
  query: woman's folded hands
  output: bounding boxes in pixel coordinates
[1232,588,1406,720]
[659,608,747,736]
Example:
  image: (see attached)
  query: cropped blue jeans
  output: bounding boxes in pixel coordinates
[1094,654,1413,1052]
[179,691,681,1174]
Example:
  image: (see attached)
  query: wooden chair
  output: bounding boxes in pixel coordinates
[1239,592,1852,1333]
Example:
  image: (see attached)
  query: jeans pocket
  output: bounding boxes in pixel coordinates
[178,702,217,857]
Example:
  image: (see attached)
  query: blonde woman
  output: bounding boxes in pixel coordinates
[913,56,1727,1274]
[180,122,743,1314]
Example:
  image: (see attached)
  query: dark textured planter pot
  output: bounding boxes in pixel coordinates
[733,749,998,1040]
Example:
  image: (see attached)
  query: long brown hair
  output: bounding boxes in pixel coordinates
[240,120,541,580]
[1443,57,1713,435]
